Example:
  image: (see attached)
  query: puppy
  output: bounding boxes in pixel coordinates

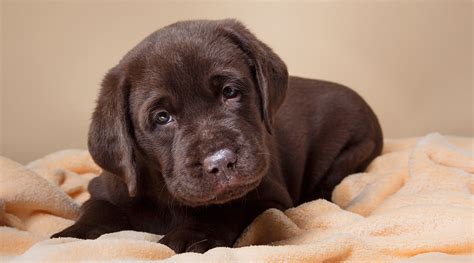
[52,19,383,253]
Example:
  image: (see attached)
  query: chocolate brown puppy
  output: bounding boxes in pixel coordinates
[52,19,383,253]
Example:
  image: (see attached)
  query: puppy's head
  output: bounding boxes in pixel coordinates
[88,19,288,206]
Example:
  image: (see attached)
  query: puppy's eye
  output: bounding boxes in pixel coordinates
[154,111,173,125]
[222,86,241,100]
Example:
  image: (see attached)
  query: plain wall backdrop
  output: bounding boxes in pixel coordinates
[1,0,473,163]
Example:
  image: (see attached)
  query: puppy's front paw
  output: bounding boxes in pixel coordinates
[159,223,231,253]
[51,223,108,239]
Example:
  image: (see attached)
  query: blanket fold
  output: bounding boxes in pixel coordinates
[0,133,473,262]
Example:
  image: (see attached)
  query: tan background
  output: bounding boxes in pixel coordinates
[1,0,473,163]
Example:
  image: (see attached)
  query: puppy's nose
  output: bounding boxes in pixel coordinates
[203,149,237,175]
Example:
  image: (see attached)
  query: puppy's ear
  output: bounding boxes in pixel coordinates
[219,19,289,133]
[88,66,138,197]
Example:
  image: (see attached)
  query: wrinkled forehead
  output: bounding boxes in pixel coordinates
[129,32,252,98]
[126,30,254,120]
[142,33,250,83]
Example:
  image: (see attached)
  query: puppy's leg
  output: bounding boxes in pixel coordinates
[159,205,263,253]
[309,137,381,201]
[51,199,131,239]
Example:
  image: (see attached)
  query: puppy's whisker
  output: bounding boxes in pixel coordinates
[255,152,281,162]
[158,184,167,198]
[170,194,177,208]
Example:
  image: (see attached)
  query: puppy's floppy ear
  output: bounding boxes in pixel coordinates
[218,19,289,133]
[88,66,138,197]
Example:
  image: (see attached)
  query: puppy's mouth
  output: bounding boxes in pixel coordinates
[173,177,262,207]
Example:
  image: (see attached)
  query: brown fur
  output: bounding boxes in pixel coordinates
[52,19,383,253]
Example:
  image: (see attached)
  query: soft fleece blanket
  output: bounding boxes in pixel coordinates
[0,133,473,262]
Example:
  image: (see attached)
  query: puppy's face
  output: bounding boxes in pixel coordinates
[88,20,288,207]
[130,36,268,206]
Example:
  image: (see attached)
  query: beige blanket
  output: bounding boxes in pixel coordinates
[0,133,473,262]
